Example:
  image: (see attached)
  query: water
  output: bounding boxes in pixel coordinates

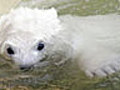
[0,0,120,90]
[18,0,120,15]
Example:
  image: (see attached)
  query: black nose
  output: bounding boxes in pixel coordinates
[19,65,31,71]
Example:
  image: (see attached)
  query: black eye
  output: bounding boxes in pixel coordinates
[7,47,14,55]
[37,43,44,51]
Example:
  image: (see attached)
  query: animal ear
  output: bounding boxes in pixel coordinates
[47,8,58,18]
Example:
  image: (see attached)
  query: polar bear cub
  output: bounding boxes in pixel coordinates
[0,7,120,77]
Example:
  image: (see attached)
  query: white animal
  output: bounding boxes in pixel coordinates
[0,7,120,77]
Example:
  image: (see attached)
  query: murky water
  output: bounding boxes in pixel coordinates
[1,0,120,90]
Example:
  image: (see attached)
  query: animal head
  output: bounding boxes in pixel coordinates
[0,7,63,70]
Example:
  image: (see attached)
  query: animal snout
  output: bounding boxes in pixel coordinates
[19,65,32,71]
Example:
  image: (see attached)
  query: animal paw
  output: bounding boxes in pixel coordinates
[85,60,120,77]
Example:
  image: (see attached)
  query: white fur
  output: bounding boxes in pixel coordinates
[0,7,120,77]
[60,14,120,77]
